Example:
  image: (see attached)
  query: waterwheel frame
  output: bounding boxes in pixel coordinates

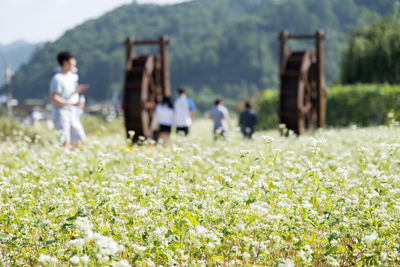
[278,31,326,135]
[122,36,171,142]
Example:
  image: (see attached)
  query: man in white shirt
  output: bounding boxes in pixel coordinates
[173,88,195,136]
[49,51,89,146]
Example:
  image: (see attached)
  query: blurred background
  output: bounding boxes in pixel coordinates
[1,0,400,136]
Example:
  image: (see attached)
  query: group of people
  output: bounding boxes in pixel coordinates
[154,88,195,142]
[208,99,257,140]
[154,92,257,143]
[49,50,257,147]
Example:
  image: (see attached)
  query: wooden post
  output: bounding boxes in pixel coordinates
[278,31,289,128]
[278,31,289,74]
[315,30,326,128]
[159,36,171,97]
[5,65,13,121]
[124,37,134,61]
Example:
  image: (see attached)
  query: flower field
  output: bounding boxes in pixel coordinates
[1,121,400,266]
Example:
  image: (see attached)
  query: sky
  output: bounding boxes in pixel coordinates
[0,0,189,46]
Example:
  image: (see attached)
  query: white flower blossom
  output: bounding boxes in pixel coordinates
[70,255,80,265]
[363,232,378,244]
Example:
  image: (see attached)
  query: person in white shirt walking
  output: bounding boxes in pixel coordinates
[209,99,230,140]
[155,96,174,143]
[49,51,89,147]
[173,88,195,136]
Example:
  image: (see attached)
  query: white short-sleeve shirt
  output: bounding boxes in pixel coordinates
[49,72,78,106]
[173,96,192,127]
[155,104,174,126]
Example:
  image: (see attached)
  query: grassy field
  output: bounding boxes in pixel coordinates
[1,119,400,266]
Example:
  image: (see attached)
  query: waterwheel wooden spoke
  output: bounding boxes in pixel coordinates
[122,37,171,142]
[278,31,326,135]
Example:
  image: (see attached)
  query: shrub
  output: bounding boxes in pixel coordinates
[256,84,400,129]
[0,117,56,144]
[327,84,400,126]
[81,115,125,136]
[255,89,279,130]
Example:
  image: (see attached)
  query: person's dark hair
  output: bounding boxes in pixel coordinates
[245,101,251,109]
[57,51,74,66]
[215,99,221,105]
[178,88,186,95]
[162,96,173,109]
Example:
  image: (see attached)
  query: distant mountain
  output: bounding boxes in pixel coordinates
[0,40,42,87]
[8,0,398,110]
[1,40,32,51]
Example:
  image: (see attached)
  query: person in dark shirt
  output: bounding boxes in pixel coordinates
[239,101,257,139]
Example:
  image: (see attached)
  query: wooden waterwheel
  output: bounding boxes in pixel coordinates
[278,31,326,135]
[122,36,171,142]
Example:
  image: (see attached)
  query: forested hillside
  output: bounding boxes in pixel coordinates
[9,0,397,110]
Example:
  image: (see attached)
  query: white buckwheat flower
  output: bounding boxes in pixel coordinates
[363,232,378,244]
[70,255,80,264]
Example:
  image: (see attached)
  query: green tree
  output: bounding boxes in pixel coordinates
[341,15,400,84]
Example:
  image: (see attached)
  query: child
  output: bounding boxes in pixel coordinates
[49,51,89,147]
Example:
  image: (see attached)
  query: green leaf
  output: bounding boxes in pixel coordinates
[87,201,96,206]
[0,233,9,241]
[246,198,256,205]
[101,226,110,234]
[112,207,118,216]
[324,246,337,256]
[45,239,59,245]
[328,232,339,243]
[364,253,374,258]
[47,206,56,213]
[97,199,108,207]
[186,212,198,227]
[60,223,73,232]
[132,254,140,265]
[66,208,87,221]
